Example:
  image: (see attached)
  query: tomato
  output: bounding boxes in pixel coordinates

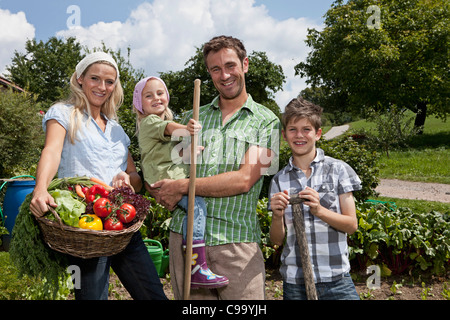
[79,214,103,231]
[117,203,136,223]
[93,198,112,218]
[104,218,123,231]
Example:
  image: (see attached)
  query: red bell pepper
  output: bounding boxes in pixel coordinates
[85,184,109,203]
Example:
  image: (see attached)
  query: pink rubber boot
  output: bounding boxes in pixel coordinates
[186,240,229,289]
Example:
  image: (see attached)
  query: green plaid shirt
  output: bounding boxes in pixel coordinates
[169,95,280,246]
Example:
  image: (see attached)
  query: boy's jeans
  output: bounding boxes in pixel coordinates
[283,273,359,300]
[179,195,207,241]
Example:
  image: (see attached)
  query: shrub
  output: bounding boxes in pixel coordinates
[0,90,44,178]
[317,136,380,202]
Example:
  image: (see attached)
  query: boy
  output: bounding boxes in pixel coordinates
[269,97,361,300]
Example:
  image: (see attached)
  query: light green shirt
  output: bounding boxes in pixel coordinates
[169,95,281,246]
[139,114,188,185]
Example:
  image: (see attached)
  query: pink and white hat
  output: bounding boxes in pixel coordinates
[133,76,170,114]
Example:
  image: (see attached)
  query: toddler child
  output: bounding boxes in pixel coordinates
[133,76,228,289]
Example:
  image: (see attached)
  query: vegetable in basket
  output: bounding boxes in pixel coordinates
[79,214,103,230]
[49,189,86,227]
[85,184,110,203]
[93,197,113,218]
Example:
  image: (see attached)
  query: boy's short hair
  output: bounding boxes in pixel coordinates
[282,97,323,131]
[203,35,247,68]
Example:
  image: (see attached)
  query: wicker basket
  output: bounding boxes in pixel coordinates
[34,207,144,259]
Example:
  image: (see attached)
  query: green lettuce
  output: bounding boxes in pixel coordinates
[50,189,86,227]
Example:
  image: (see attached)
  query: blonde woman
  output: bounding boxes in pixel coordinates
[30,52,167,300]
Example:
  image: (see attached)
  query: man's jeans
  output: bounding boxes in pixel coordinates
[68,232,167,300]
[283,273,359,300]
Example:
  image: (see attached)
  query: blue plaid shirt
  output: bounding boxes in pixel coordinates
[268,148,361,284]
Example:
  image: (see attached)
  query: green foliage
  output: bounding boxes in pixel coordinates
[8,193,69,299]
[0,90,44,178]
[6,37,83,106]
[142,196,172,249]
[353,107,420,157]
[319,136,380,201]
[0,252,70,300]
[349,201,450,275]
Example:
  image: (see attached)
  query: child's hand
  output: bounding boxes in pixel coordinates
[299,187,321,215]
[270,190,290,218]
[187,119,201,136]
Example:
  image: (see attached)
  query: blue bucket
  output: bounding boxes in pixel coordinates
[2,179,35,247]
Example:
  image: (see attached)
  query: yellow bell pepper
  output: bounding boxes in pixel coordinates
[79,214,103,230]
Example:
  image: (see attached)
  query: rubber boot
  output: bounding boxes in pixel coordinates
[185,240,229,289]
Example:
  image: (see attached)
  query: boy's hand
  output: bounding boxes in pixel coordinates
[299,187,322,216]
[187,119,202,136]
[270,190,290,217]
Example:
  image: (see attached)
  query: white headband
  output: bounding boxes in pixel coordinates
[76,52,120,80]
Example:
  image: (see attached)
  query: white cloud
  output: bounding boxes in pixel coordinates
[57,0,322,111]
[0,9,35,76]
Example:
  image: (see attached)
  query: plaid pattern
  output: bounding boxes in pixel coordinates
[268,148,362,283]
[169,95,280,246]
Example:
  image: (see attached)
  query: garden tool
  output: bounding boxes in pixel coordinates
[290,194,318,300]
[184,79,201,300]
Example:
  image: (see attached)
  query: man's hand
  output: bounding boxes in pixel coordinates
[146,179,186,211]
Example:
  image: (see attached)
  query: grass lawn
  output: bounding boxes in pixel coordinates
[349,115,449,184]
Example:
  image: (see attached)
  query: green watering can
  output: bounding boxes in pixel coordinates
[143,239,169,278]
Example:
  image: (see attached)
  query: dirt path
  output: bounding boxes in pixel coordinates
[376,179,450,203]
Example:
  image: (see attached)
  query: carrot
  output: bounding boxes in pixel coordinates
[90,177,113,191]
[75,184,85,198]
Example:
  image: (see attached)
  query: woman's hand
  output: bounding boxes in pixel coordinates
[30,189,57,217]
[112,171,134,191]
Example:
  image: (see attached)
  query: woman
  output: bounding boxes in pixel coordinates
[30,52,167,300]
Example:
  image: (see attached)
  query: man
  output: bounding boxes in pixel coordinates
[148,35,280,299]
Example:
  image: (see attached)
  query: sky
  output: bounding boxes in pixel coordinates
[0,0,335,110]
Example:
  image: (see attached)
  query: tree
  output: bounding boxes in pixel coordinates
[6,37,83,108]
[160,48,286,119]
[295,0,449,131]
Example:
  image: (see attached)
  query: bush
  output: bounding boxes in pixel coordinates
[0,90,44,178]
[349,201,450,276]
[317,136,380,202]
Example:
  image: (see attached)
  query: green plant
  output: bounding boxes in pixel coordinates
[349,202,450,275]
[354,107,420,158]
[0,252,70,300]
[420,282,434,300]
[441,282,450,300]
[390,280,403,295]
[359,289,375,300]
[0,89,44,178]
[142,196,172,249]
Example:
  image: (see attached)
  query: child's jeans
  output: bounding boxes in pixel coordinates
[178,195,207,241]
[283,273,360,300]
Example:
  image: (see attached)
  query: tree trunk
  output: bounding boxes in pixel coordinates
[414,101,427,134]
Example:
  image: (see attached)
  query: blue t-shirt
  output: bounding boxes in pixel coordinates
[43,103,130,186]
